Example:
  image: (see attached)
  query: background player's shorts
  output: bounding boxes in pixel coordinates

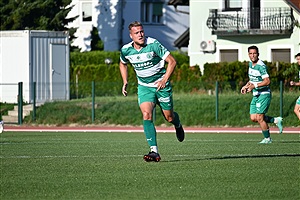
[250,93,271,114]
[296,96,300,105]
[138,84,173,110]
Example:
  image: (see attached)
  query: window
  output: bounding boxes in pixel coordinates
[220,49,238,62]
[224,0,242,11]
[271,49,291,63]
[82,2,92,22]
[141,1,163,24]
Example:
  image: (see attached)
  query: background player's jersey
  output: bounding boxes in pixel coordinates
[120,37,170,87]
[248,59,270,96]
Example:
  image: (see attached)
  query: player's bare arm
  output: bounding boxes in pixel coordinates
[290,81,300,86]
[240,82,252,94]
[119,61,128,96]
[155,54,177,91]
[240,85,248,94]
[248,77,270,91]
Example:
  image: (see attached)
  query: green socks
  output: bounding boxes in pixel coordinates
[264,116,275,123]
[262,129,270,138]
[171,112,181,128]
[143,112,180,150]
[143,120,157,147]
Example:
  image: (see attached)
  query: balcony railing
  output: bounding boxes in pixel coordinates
[206,7,295,35]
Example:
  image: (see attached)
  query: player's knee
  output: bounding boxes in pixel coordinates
[250,116,256,122]
[256,115,265,123]
[167,117,173,123]
[142,111,152,120]
[164,115,173,123]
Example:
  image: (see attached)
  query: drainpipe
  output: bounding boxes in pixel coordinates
[119,0,124,48]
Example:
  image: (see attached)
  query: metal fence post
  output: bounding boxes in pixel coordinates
[18,82,23,125]
[32,82,36,121]
[215,81,219,122]
[280,80,283,117]
[92,81,95,123]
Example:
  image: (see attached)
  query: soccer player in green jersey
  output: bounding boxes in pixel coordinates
[289,53,300,120]
[241,45,283,144]
[119,21,184,162]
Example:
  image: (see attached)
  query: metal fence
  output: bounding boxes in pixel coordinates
[1,81,299,125]
[206,7,294,33]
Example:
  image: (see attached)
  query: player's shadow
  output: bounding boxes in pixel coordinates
[163,153,300,163]
[279,141,300,144]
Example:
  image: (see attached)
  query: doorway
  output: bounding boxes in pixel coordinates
[250,0,260,29]
[50,44,67,100]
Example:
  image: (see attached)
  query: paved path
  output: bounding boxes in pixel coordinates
[3,125,299,134]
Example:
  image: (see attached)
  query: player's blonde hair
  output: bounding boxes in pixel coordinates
[128,21,143,30]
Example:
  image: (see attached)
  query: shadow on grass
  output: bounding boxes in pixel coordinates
[279,141,300,144]
[163,153,300,163]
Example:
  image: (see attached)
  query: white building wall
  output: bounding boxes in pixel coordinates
[0,31,30,103]
[189,0,218,69]
[0,31,69,104]
[97,0,123,51]
[66,0,100,52]
[67,0,189,52]
[122,2,189,51]
[189,0,300,72]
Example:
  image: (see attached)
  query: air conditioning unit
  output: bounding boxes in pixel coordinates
[200,40,216,52]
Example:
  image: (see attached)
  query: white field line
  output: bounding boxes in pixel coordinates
[1,153,299,159]
[0,139,265,145]
[2,128,299,134]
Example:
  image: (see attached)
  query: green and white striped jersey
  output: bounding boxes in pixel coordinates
[248,59,270,95]
[120,37,170,87]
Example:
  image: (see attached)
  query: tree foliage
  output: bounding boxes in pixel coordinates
[90,26,104,51]
[0,0,76,31]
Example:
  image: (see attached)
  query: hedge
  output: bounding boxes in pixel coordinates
[70,51,299,97]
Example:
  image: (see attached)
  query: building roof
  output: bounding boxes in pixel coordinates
[174,28,189,48]
[167,0,189,6]
[283,0,300,15]
[168,0,189,48]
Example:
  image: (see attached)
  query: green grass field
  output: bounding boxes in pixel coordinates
[0,131,299,200]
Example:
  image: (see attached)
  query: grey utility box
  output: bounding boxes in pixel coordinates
[0,30,70,103]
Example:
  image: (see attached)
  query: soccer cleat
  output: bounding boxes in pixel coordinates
[175,124,185,142]
[259,138,272,144]
[143,151,161,162]
[275,117,283,134]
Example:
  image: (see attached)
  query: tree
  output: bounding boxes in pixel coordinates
[90,26,104,51]
[0,0,76,31]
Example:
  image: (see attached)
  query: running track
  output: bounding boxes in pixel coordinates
[3,125,299,134]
